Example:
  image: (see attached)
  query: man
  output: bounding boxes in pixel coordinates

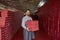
[21,9,35,40]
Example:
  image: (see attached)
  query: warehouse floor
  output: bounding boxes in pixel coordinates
[12,28,49,40]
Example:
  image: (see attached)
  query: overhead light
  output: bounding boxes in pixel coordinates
[37,0,47,7]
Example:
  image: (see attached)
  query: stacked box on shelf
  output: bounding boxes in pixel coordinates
[38,0,60,40]
[0,17,6,40]
[1,11,14,40]
[0,9,22,40]
[0,9,8,40]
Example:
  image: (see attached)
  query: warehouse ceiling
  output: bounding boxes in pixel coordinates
[0,0,47,12]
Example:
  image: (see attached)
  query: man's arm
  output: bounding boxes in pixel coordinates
[21,18,27,29]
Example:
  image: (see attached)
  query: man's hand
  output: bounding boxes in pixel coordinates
[27,28,29,31]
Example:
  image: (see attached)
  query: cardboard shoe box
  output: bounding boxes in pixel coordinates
[26,20,39,31]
